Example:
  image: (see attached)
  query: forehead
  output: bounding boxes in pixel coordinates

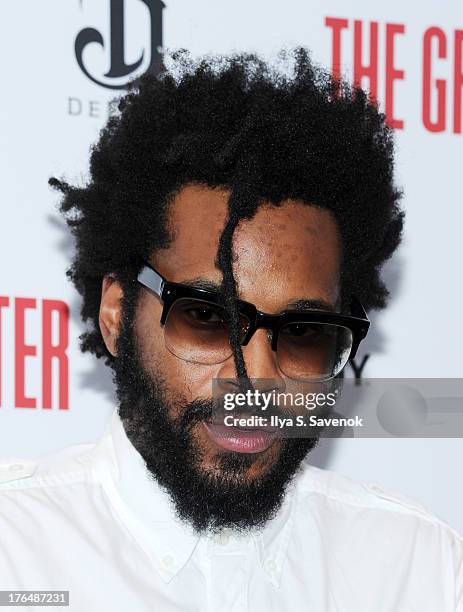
[151,183,342,309]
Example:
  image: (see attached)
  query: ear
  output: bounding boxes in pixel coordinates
[99,275,124,357]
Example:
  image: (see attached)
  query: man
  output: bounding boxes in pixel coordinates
[0,49,461,611]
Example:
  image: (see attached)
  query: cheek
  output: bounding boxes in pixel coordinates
[135,300,226,402]
[160,357,226,403]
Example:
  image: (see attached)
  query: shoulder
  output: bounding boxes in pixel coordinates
[296,462,463,546]
[0,438,115,570]
[0,442,100,557]
[0,441,97,494]
[0,441,104,549]
[292,464,463,607]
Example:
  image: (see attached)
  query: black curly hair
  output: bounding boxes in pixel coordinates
[49,47,404,381]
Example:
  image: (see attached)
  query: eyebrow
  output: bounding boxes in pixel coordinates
[285,298,335,313]
[178,277,335,313]
[179,277,223,292]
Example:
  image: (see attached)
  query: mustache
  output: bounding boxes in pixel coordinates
[178,396,306,433]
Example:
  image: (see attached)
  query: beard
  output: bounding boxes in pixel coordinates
[111,299,320,535]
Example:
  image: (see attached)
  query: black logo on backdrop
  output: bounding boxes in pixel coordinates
[75,0,165,89]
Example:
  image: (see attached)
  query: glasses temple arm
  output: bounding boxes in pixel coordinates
[350,296,369,320]
[137,263,165,298]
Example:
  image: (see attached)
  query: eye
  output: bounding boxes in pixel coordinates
[182,304,225,325]
[281,323,324,338]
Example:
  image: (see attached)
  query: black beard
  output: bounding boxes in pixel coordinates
[111,305,320,535]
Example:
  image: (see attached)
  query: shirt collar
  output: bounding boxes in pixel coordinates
[89,407,299,587]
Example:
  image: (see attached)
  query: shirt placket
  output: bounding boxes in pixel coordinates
[204,531,252,612]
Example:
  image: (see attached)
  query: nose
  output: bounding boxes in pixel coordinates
[217,328,286,393]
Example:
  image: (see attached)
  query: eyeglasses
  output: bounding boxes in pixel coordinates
[136,261,370,381]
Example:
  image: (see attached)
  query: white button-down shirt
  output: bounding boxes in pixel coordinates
[0,407,462,611]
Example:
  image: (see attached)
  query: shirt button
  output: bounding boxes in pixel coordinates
[264,559,278,575]
[161,555,174,569]
[213,532,230,546]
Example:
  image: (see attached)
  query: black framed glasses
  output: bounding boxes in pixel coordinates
[137,261,370,381]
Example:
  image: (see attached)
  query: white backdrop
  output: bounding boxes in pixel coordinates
[0,0,462,532]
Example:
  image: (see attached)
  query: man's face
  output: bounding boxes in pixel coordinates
[100,183,341,532]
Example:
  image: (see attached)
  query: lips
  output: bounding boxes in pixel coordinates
[203,420,279,454]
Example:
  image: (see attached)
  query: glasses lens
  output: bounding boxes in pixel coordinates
[164,298,250,365]
[277,322,353,381]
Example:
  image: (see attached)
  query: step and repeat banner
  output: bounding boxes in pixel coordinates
[0,1,462,530]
